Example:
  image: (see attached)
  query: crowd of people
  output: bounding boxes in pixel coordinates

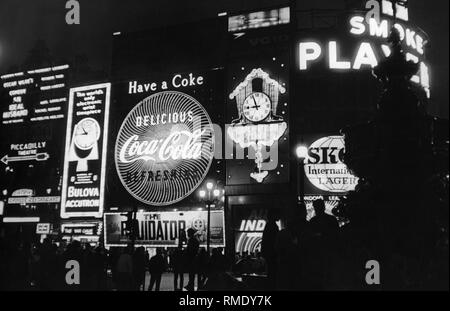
[260,198,448,290]
[110,228,230,291]
[261,199,346,290]
[0,237,109,290]
[0,227,230,291]
[1,198,446,290]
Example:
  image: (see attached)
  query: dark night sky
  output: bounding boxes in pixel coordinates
[0,0,448,118]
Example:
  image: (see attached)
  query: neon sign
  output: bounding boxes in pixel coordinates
[115,91,214,206]
[128,73,204,94]
[228,68,287,183]
[104,210,225,247]
[228,7,290,32]
[304,136,359,193]
[0,64,69,124]
[1,141,49,165]
[61,83,111,219]
[297,1,430,97]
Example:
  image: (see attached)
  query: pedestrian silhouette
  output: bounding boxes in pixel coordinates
[148,248,166,291]
[172,245,185,291]
[261,209,280,290]
[184,228,199,291]
[276,201,308,290]
[305,199,339,289]
[196,247,209,289]
[133,246,147,290]
[116,245,134,290]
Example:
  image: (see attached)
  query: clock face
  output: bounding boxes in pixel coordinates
[243,92,271,123]
[73,118,101,150]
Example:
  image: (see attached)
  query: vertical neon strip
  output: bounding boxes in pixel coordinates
[60,86,75,219]
[99,83,111,219]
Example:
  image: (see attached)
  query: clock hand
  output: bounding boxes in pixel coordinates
[252,95,260,110]
[82,124,90,135]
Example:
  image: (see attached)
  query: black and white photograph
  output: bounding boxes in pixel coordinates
[0,0,448,300]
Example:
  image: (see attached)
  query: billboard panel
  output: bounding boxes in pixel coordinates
[226,23,290,185]
[302,134,359,196]
[0,65,70,218]
[60,83,111,218]
[232,205,281,254]
[106,70,224,210]
[104,210,225,247]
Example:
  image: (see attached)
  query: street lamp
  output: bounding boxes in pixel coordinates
[198,181,221,253]
[199,190,206,198]
[295,144,308,203]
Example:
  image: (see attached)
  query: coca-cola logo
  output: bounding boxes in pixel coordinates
[115,91,214,206]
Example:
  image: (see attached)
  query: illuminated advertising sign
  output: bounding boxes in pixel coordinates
[104,210,225,247]
[228,7,290,32]
[233,206,281,254]
[61,222,102,244]
[0,64,69,125]
[228,68,288,183]
[8,196,60,205]
[304,195,340,219]
[303,195,348,226]
[226,22,290,185]
[297,1,430,97]
[36,223,51,234]
[109,19,226,210]
[1,141,49,165]
[303,135,359,195]
[114,91,215,206]
[61,83,111,218]
[305,136,359,193]
[107,69,224,210]
[0,65,70,215]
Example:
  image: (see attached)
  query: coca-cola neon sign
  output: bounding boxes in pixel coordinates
[115,91,214,206]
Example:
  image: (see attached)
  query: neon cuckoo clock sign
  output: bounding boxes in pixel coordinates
[228,68,287,183]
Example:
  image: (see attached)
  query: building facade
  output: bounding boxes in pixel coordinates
[0,1,443,259]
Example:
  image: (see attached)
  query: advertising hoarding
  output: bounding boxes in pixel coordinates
[104,210,225,247]
[0,65,70,218]
[107,70,224,210]
[228,7,290,32]
[1,64,69,125]
[60,83,111,218]
[296,1,430,97]
[60,221,102,244]
[226,21,290,185]
[36,223,51,234]
[302,134,359,196]
[114,91,215,206]
[304,135,359,194]
[108,18,227,213]
[233,206,281,254]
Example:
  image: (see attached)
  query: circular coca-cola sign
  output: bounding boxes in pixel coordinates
[115,91,214,206]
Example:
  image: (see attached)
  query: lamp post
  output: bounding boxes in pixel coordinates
[199,181,221,253]
[295,145,308,204]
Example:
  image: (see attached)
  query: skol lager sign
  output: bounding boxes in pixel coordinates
[304,135,359,193]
